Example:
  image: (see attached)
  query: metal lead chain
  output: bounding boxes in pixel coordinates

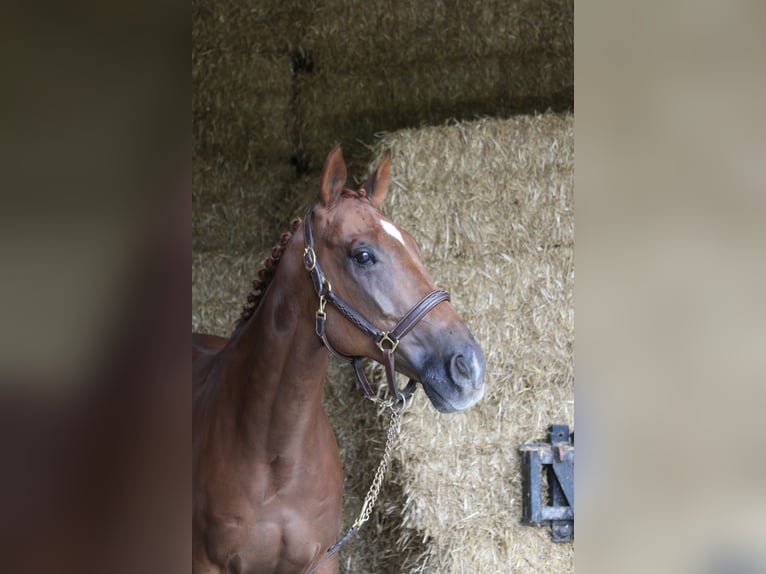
[307,397,406,574]
[352,399,402,531]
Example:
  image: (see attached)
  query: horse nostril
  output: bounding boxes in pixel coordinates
[454,355,470,379]
[449,348,486,391]
[450,352,478,388]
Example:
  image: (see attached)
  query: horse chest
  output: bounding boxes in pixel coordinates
[198,428,343,573]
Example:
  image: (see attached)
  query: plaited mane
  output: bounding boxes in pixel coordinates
[238,217,302,325]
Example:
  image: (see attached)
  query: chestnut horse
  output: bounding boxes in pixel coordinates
[192,146,486,573]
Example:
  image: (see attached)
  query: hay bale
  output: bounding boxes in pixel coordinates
[192,0,310,58]
[294,71,395,170]
[293,0,573,166]
[191,113,574,572]
[192,161,315,254]
[192,50,294,167]
[296,56,573,166]
[295,55,573,169]
[389,55,573,117]
[192,252,259,334]
[303,0,573,74]
[192,0,313,167]
[380,114,574,259]
[193,0,573,222]
[357,113,574,572]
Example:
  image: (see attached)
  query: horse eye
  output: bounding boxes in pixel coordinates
[352,249,374,265]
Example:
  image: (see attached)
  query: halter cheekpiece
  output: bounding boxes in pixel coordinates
[302,208,450,405]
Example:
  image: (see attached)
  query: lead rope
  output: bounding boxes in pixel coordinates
[307,396,405,574]
[352,397,401,530]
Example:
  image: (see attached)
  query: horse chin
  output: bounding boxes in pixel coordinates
[418,377,485,414]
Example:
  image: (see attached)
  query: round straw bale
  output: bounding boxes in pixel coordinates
[356,113,574,572]
[379,114,574,260]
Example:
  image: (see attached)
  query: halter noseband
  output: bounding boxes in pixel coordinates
[302,209,450,405]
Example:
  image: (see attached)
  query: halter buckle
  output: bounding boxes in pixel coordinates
[316,294,327,320]
[376,332,399,353]
[315,282,331,321]
[303,246,317,271]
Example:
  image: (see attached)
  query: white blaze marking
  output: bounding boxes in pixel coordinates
[380,219,405,246]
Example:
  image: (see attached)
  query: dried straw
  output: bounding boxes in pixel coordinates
[295,55,573,169]
[362,113,574,573]
[302,0,573,74]
[192,51,294,167]
[192,162,315,254]
[192,0,308,168]
[293,0,573,165]
[192,0,573,196]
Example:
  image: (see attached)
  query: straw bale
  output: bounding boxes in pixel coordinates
[192,161,315,254]
[193,0,307,168]
[192,252,258,334]
[389,56,573,118]
[356,113,574,572]
[387,249,574,573]
[193,50,293,167]
[294,71,395,170]
[192,0,311,57]
[296,55,572,169]
[380,114,574,259]
[302,0,573,74]
[296,0,573,168]
[193,0,573,211]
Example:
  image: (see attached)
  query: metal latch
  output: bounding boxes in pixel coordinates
[519,424,574,542]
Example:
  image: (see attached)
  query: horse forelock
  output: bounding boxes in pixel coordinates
[340,187,368,202]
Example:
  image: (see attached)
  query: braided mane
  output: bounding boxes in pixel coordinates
[238,217,302,325]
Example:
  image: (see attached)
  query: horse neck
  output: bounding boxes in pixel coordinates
[223,229,330,451]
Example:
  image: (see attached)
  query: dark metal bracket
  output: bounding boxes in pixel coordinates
[519,424,574,542]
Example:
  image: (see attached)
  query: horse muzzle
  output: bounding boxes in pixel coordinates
[404,334,486,413]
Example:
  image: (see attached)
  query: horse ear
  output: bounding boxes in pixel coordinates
[360,150,391,209]
[318,144,347,207]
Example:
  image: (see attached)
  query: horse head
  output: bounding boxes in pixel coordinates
[305,145,485,413]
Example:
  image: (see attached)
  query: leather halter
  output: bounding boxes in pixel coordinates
[302,208,450,404]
